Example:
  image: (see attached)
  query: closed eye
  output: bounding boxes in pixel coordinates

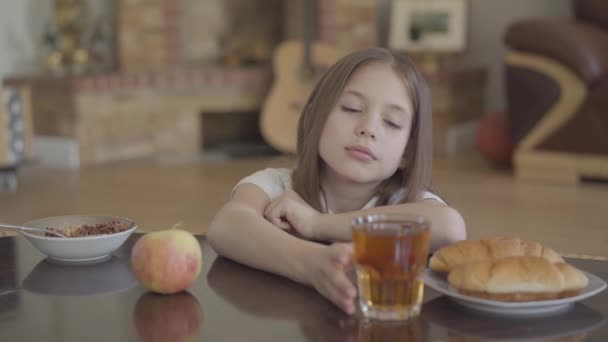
[341,106,361,113]
[384,120,402,129]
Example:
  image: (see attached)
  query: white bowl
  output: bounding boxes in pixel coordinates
[21,215,137,264]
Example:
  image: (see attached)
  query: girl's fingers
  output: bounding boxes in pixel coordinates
[319,278,356,315]
[330,243,354,266]
[278,220,292,230]
[263,203,275,221]
[330,267,357,299]
[320,260,357,314]
[271,212,292,230]
[264,204,290,229]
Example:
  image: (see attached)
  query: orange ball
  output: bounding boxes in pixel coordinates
[477,112,515,168]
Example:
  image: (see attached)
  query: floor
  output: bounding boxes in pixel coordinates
[1,151,607,257]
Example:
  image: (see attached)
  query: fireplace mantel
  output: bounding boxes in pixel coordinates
[3,66,271,165]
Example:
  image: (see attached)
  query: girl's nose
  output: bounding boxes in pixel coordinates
[358,129,375,139]
[356,115,377,139]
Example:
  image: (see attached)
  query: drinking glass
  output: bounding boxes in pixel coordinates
[352,214,430,320]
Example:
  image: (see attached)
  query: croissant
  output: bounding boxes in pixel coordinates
[429,237,564,273]
[447,256,589,301]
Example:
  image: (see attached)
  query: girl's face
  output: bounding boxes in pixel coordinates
[319,62,414,185]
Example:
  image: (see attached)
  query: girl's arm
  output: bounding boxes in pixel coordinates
[207,183,316,284]
[312,201,466,252]
[207,183,358,314]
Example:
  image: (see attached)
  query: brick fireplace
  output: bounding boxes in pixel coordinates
[3,0,381,165]
[116,0,379,70]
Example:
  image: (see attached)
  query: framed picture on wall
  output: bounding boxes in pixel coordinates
[388,0,468,53]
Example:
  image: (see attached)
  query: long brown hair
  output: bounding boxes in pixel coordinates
[292,48,433,212]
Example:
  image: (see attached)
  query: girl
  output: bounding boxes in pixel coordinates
[207,47,466,315]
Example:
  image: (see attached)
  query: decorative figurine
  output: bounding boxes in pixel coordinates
[42,0,110,76]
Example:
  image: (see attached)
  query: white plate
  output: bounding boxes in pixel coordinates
[424,269,607,317]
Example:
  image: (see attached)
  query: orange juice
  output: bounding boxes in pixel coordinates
[352,214,430,320]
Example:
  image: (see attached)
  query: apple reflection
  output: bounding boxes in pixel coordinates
[133,291,203,342]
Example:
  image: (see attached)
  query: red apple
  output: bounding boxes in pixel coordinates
[131,229,202,294]
[133,291,203,342]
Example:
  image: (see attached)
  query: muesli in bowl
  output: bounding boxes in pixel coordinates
[21,215,137,264]
[44,220,132,238]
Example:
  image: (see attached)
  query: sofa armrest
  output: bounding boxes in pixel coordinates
[504,19,608,85]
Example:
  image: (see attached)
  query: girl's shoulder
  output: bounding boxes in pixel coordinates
[239,168,292,185]
[231,168,293,200]
[420,190,446,204]
[388,188,447,205]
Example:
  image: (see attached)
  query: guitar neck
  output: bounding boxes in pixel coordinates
[302,0,317,72]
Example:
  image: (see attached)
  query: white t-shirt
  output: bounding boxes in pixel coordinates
[232,168,445,213]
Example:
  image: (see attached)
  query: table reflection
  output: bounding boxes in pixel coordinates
[0,239,18,321]
[1,235,607,341]
[22,256,138,296]
[422,296,606,341]
[207,256,429,341]
[133,291,203,342]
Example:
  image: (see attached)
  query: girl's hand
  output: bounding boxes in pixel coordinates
[305,243,358,315]
[264,190,321,239]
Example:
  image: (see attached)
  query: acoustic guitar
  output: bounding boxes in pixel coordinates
[260,1,338,154]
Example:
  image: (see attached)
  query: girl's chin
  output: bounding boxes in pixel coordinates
[321,158,384,183]
[331,168,382,185]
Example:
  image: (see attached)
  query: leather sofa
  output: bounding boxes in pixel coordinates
[504,0,608,183]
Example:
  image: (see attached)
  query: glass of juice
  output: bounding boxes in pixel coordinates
[352,214,430,321]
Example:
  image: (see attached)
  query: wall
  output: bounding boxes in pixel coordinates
[0,0,573,114]
[454,0,571,112]
[0,0,50,80]
[282,0,573,114]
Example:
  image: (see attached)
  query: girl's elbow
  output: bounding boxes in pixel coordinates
[441,207,467,243]
[206,208,232,252]
[206,203,254,253]
[448,208,467,242]
[206,221,221,251]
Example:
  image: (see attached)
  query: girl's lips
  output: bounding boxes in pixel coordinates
[345,146,376,161]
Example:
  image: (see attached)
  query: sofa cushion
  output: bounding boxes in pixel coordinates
[574,0,608,29]
[505,19,608,85]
